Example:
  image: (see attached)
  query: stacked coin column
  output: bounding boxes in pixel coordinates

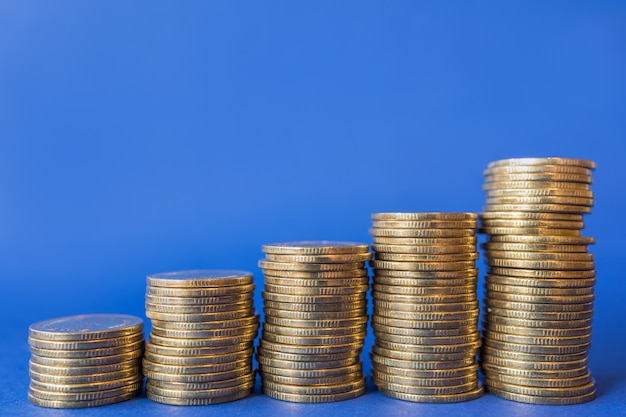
[480,157,596,405]
[257,242,371,403]
[369,213,483,403]
[27,314,144,408]
[144,270,259,405]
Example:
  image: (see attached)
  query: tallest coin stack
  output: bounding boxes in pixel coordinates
[480,157,597,405]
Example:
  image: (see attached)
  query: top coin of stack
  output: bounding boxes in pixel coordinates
[369,213,483,403]
[28,314,144,408]
[257,241,371,403]
[144,270,258,406]
[480,157,597,405]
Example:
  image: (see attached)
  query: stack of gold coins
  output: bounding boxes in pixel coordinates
[257,242,371,403]
[480,157,597,405]
[369,213,483,403]
[144,270,258,405]
[27,314,144,408]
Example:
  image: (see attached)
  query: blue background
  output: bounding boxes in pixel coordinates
[1,1,625,416]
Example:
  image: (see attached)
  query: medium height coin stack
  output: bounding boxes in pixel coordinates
[369,213,483,403]
[144,270,258,405]
[28,314,144,408]
[258,242,371,403]
[480,157,597,405]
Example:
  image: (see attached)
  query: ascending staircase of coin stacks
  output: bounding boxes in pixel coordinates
[143,270,259,405]
[480,157,597,405]
[369,213,483,402]
[257,242,371,402]
[27,314,144,408]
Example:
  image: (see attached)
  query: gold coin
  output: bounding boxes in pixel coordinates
[374,292,476,305]
[485,290,594,305]
[371,324,477,338]
[146,270,253,288]
[483,339,590,355]
[481,355,588,370]
[487,157,596,169]
[261,269,368,279]
[145,293,255,307]
[262,331,366,346]
[374,252,479,262]
[371,354,476,370]
[29,368,141,385]
[372,213,478,221]
[29,359,140,376]
[258,260,365,272]
[485,378,596,397]
[373,276,477,288]
[145,341,251,357]
[148,333,255,348]
[483,371,592,388]
[482,363,589,380]
[485,299,594,313]
[371,260,476,272]
[371,220,477,229]
[146,287,254,301]
[259,363,362,378]
[28,382,142,402]
[374,268,478,279]
[258,340,360,355]
[369,228,475,238]
[372,363,479,378]
[373,283,476,295]
[374,332,479,346]
[483,330,591,346]
[485,282,594,296]
[260,371,363,386]
[482,242,588,253]
[263,276,369,287]
[263,283,369,296]
[372,316,478,330]
[264,316,367,329]
[374,300,479,313]
[147,373,255,390]
[484,172,592,183]
[262,385,365,403]
[145,388,251,405]
[145,302,253,314]
[485,314,593,328]
[143,359,251,375]
[483,180,591,190]
[29,349,143,367]
[262,299,366,311]
[143,368,252,383]
[375,340,480,355]
[374,307,480,321]
[484,164,593,175]
[145,349,253,366]
[146,380,254,399]
[487,267,596,279]
[29,375,143,393]
[480,218,584,229]
[372,369,477,387]
[262,378,365,395]
[487,234,595,245]
[257,347,361,362]
[264,253,372,263]
[373,379,478,396]
[486,275,595,288]
[28,314,143,342]
[480,211,584,221]
[484,251,593,262]
[482,203,592,214]
[372,345,476,362]
[485,188,594,198]
[263,307,366,320]
[486,385,596,405]
[372,244,476,254]
[480,227,581,236]
[257,355,359,370]
[28,333,143,351]
[151,316,259,330]
[486,258,595,271]
[480,346,587,363]
[262,241,369,255]
[377,385,483,403]
[262,323,366,337]
[150,324,258,339]
[28,390,139,409]
[372,236,477,246]
[29,341,144,359]
[146,309,255,322]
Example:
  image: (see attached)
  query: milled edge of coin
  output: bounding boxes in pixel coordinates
[372,213,478,221]
[377,385,484,403]
[28,390,139,409]
[262,241,370,255]
[147,269,253,288]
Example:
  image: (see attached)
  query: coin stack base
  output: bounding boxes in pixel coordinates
[480,157,597,405]
[370,213,483,403]
[144,270,258,405]
[28,314,144,408]
[258,241,371,403]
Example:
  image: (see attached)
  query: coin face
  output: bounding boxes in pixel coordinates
[29,315,143,341]
[372,213,477,221]
[262,241,369,255]
[147,270,253,287]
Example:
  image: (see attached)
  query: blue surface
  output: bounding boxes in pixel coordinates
[1,1,625,416]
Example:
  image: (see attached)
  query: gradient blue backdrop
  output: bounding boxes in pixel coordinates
[1,1,625,416]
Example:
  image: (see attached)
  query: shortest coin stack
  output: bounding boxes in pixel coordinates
[258,241,371,403]
[370,213,483,403]
[144,270,258,406]
[28,314,144,408]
